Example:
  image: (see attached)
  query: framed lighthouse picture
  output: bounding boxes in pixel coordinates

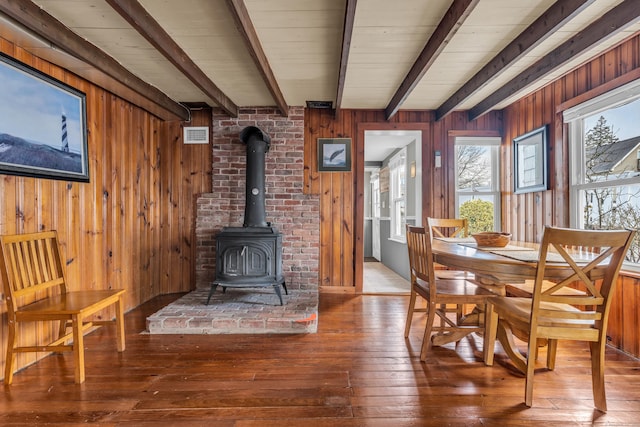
[0,53,89,182]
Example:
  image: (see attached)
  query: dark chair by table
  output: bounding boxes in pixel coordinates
[405,225,494,361]
[484,226,636,412]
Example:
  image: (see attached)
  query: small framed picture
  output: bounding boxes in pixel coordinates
[318,138,351,172]
[513,125,548,194]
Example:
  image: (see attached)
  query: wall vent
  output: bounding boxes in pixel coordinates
[306,100,333,109]
[183,126,209,144]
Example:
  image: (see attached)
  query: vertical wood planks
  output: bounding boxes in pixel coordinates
[0,35,211,378]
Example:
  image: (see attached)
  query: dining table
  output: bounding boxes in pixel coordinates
[429,236,603,372]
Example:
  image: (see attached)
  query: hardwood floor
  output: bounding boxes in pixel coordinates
[2,293,640,426]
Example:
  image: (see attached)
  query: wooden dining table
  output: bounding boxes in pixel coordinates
[429,237,603,371]
[431,237,603,293]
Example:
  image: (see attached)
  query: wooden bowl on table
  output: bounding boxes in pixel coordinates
[471,232,512,248]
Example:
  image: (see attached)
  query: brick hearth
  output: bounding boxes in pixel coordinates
[146,287,318,334]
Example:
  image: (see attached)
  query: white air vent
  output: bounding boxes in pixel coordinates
[183,126,209,144]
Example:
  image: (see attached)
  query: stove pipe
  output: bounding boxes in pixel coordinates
[240,126,271,228]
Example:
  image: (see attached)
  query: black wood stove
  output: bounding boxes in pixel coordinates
[206,126,287,305]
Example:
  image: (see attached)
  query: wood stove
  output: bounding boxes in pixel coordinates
[206,126,287,305]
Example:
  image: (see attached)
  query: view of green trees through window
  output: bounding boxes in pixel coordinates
[455,142,500,234]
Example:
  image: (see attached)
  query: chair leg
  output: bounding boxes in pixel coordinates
[484,304,498,366]
[404,290,417,338]
[115,296,126,352]
[4,322,17,384]
[524,330,539,407]
[590,340,608,412]
[72,314,86,384]
[483,302,495,365]
[546,339,558,370]
[419,302,437,361]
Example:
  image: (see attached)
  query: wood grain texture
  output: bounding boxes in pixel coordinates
[0,37,211,379]
[305,109,502,292]
[1,293,640,424]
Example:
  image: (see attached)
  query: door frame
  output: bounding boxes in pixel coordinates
[355,122,430,293]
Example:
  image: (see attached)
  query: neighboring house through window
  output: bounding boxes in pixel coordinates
[564,79,640,265]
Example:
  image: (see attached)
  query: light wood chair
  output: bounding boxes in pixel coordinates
[404,225,494,361]
[427,217,469,239]
[427,217,476,323]
[0,231,126,384]
[484,226,636,412]
[427,217,474,279]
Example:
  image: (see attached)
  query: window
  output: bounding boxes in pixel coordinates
[564,79,640,265]
[454,137,501,233]
[389,149,406,241]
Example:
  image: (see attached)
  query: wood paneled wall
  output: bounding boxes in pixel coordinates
[304,109,503,292]
[503,36,640,240]
[502,34,640,358]
[0,37,211,378]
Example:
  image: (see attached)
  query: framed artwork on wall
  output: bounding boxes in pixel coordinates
[0,53,89,182]
[318,138,352,172]
[513,125,548,194]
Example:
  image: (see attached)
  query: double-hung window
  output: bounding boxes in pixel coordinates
[454,137,501,233]
[389,148,406,242]
[564,79,640,265]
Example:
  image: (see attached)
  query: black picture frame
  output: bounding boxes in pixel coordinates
[0,53,89,182]
[318,138,351,172]
[513,125,548,194]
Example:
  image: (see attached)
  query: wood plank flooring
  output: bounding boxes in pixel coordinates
[2,293,640,425]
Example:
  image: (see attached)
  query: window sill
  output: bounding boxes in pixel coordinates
[388,237,406,244]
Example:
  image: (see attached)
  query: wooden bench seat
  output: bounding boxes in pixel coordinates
[1,231,125,384]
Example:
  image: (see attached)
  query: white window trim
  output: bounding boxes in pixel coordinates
[564,78,640,228]
[389,148,407,243]
[563,78,640,271]
[454,137,502,231]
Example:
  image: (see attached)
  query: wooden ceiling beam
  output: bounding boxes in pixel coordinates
[106,0,238,118]
[334,0,357,118]
[436,0,594,121]
[0,0,190,121]
[468,0,640,121]
[225,0,288,117]
[384,0,480,121]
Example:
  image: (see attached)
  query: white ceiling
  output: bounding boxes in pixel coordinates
[365,130,420,163]
[2,0,639,119]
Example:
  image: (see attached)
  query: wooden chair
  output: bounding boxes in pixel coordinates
[427,217,475,323]
[427,217,469,239]
[404,225,494,361]
[484,226,636,412]
[1,231,126,384]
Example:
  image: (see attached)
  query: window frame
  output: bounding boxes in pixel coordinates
[564,79,640,229]
[564,78,640,269]
[389,148,407,242]
[454,137,502,231]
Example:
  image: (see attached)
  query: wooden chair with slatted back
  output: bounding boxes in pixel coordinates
[427,217,476,323]
[405,225,494,361]
[0,231,126,384]
[484,226,636,412]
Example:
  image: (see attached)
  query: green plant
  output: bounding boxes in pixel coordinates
[460,199,494,233]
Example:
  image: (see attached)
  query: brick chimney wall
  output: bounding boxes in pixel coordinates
[195,106,319,291]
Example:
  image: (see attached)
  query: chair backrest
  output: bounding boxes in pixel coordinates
[406,225,436,296]
[0,231,67,317]
[531,226,635,339]
[427,217,469,238]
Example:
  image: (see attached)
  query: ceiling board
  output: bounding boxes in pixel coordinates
[3,0,631,117]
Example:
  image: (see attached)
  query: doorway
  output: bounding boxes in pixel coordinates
[362,130,421,294]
